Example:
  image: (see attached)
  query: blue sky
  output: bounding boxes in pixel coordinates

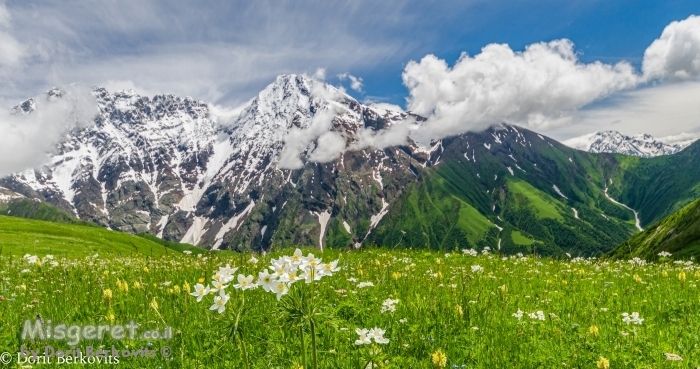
[1,0,699,140]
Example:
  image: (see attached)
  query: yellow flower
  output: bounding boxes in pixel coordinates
[150,298,159,310]
[437,271,443,279]
[596,356,610,369]
[143,267,149,274]
[106,312,115,323]
[173,285,181,294]
[562,280,568,285]
[103,289,113,301]
[499,284,508,293]
[392,272,402,280]
[589,325,599,338]
[133,281,142,290]
[678,271,686,282]
[197,277,205,283]
[358,269,364,276]
[431,349,447,369]
[374,259,381,266]
[454,305,463,317]
[116,279,129,293]
[183,282,191,292]
[103,270,109,276]
[662,270,669,278]
[435,258,443,265]
[633,274,642,283]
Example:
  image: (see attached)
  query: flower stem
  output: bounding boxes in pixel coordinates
[310,319,318,369]
[299,325,307,368]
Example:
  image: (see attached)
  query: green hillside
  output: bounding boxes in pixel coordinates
[610,198,700,260]
[0,215,203,257]
[367,127,639,257]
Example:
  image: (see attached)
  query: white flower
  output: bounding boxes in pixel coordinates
[462,249,478,256]
[368,327,389,344]
[664,353,683,361]
[357,282,374,288]
[318,260,340,277]
[183,250,193,255]
[347,277,358,283]
[271,281,289,301]
[190,283,210,302]
[209,289,230,314]
[512,309,524,320]
[210,280,229,293]
[658,251,672,258]
[300,267,321,284]
[257,270,275,292]
[234,274,256,290]
[380,298,399,313]
[249,256,259,264]
[355,328,372,345]
[471,265,484,273]
[399,318,407,324]
[622,312,644,325]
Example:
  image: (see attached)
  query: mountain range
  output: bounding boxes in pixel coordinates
[563,131,698,158]
[3,75,700,257]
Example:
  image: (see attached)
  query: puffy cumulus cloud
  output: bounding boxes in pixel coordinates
[0,2,26,69]
[643,15,700,81]
[338,73,364,92]
[0,85,99,177]
[278,107,339,169]
[403,39,640,138]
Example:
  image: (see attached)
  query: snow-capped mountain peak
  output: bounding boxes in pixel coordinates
[563,130,696,157]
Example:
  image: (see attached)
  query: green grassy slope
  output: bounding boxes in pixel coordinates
[0,198,92,226]
[0,215,202,257]
[610,198,700,260]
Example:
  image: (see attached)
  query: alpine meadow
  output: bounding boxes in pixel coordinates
[2,1,700,368]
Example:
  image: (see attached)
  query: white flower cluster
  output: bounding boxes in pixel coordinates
[512,309,545,321]
[190,249,340,313]
[657,251,672,258]
[380,298,399,313]
[628,257,647,266]
[471,265,484,273]
[355,328,389,345]
[23,254,58,267]
[357,282,375,288]
[462,249,478,256]
[622,312,644,325]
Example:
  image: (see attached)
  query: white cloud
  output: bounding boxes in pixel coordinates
[400,15,700,143]
[338,73,363,92]
[643,15,700,81]
[0,85,98,177]
[402,39,639,139]
[0,2,26,69]
[549,79,700,141]
[368,102,404,113]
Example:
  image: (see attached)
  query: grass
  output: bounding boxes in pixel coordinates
[511,230,535,246]
[0,215,199,258]
[507,180,563,220]
[1,247,698,368]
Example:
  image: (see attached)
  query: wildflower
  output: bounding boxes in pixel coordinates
[257,270,275,292]
[355,328,372,345]
[210,280,229,293]
[143,267,149,274]
[233,274,256,290]
[357,282,374,288]
[103,289,113,301]
[190,283,210,302]
[149,298,158,310]
[369,328,390,344]
[622,312,643,325]
[596,356,610,369]
[392,272,402,279]
[589,326,599,338]
[431,349,447,369]
[106,312,115,323]
[512,309,524,320]
[658,251,672,258]
[678,271,686,282]
[528,311,545,321]
[471,265,484,273]
[499,284,507,293]
[116,280,128,293]
[183,250,192,255]
[380,298,399,313]
[633,274,642,283]
[133,281,142,290]
[462,249,477,256]
[664,353,683,361]
[271,281,289,301]
[399,318,407,324]
[209,289,230,314]
[173,285,181,294]
[183,282,191,293]
[454,305,463,317]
